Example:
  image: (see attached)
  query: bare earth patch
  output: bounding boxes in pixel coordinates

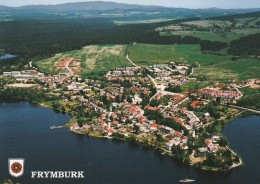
[6,84,37,88]
[250,84,260,89]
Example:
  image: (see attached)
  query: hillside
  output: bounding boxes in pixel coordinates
[157,11,260,57]
[18,1,158,11]
[129,43,260,81]
[35,44,131,78]
[1,1,259,20]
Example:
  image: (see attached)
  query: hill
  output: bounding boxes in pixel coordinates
[157,10,260,51]
[0,5,13,10]
[35,44,131,78]
[1,1,259,20]
[18,1,158,12]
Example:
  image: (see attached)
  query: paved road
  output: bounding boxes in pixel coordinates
[229,105,260,114]
[230,84,243,98]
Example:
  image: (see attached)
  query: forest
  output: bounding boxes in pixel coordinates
[228,33,260,56]
[0,11,259,73]
[0,16,223,72]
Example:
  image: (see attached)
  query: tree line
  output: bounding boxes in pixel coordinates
[0,16,227,73]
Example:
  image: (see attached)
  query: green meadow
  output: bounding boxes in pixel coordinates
[35,44,131,77]
[160,28,260,42]
[129,43,232,66]
[194,58,260,81]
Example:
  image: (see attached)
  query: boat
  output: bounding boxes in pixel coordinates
[179,178,195,183]
[50,125,65,130]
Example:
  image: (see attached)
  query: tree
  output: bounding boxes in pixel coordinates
[219,136,228,147]
[77,117,86,127]
[116,95,120,103]
[133,124,140,133]
[216,97,221,104]
[150,99,160,107]
[127,95,132,103]
[125,119,132,124]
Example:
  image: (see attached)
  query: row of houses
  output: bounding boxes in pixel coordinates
[198,88,240,99]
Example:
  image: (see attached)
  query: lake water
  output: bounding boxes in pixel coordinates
[0,102,259,184]
[0,54,17,60]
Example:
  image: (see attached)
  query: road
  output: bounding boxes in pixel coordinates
[126,54,138,67]
[230,84,243,98]
[229,105,260,114]
[65,60,74,76]
[126,43,184,103]
[125,42,139,67]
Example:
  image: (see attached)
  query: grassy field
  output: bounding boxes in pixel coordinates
[181,80,211,92]
[129,43,232,66]
[129,43,260,82]
[129,43,177,65]
[182,20,232,27]
[114,18,174,25]
[160,28,260,42]
[35,44,131,77]
[240,87,260,96]
[193,58,260,81]
[158,17,260,42]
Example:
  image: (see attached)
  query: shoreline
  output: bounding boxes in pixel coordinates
[69,122,243,172]
[3,100,245,172]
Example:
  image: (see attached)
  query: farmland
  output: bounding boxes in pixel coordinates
[158,16,260,43]
[35,45,131,77]
[114,18,175,25]
[160,28,260,42]
[128,43,260,82]
[129,43,232,66]
[193,58,260,81]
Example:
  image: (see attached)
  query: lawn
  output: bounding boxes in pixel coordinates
[181,80,211,92]
[35,44,132,77]
[129,43,233,66]
[240,87,260,96]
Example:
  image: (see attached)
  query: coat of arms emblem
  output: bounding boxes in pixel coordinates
[8,158,24,177]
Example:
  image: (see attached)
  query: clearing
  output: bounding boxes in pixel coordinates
[129,43,232,66]
[35,44,131,77]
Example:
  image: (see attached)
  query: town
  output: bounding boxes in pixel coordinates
[2,55,260,171]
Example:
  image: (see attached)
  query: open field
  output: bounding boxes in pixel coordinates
[129,43,177,65]
[129,43,232,66]
[114,18,175,25]
[158,16,260,42]
[193,58,260,81]
[129,43,260,82]
[160,31,237,42]
[6,84,37,88]
[182,20,232,27]
[240,87,260,96]
[160,28,260,42]
[80,45,131,77]
[35,44,131,77]
[181,80,211,92]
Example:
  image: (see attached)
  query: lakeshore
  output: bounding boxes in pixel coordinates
[1,62,253,172]
[41,97,243,172]
[0,102,260,184]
